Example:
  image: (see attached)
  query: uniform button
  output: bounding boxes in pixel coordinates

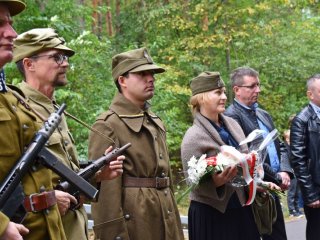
[64,140,69,146]
[115,237,122,240]
[159,153,163,159]
[164,190,168,195]
[161,172,166,178]
[124,214,130,220]
[154,135,157,140]
[146,119,149,123]
[12,105,17,111]
[22,124,29,130]
[58,126,63,131]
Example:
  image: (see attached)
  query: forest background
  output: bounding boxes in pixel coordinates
[6,0,320,198]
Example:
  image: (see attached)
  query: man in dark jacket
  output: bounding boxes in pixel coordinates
[290,74,320,240]
[225,67,293,240]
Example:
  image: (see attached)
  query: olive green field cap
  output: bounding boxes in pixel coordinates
[0,0,26,16]
[112,47,165,81]
[190,71,225,96]
[13,28,75,62]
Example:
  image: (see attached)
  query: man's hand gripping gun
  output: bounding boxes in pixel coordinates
[56,143,131,210]
[0,104,98,222]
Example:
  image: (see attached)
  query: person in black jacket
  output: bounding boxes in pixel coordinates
[225,66,293,240]
[290,74,320,240]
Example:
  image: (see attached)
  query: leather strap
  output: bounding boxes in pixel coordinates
[23,191,57,213]
[123,176,170,189]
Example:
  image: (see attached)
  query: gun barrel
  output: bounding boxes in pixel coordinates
[57,143,131,193]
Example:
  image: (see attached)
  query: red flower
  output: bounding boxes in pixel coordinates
[206,156,217,166]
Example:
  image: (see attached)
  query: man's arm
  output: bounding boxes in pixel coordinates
[88,119,130,239]
[290,117,320,205]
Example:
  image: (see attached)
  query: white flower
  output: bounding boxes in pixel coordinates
[187,154,208,184]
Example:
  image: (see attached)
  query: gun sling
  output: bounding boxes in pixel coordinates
[23,190,56,213]
[123,176,170,189]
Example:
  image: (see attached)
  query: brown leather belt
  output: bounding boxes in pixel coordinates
[23,191,57,213]
[123,176,170,189]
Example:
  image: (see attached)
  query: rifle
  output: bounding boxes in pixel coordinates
[56,143,131,209]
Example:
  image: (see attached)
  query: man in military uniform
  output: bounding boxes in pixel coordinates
[0,1,67,239]
[88,48,184,240]
[12,28,124,240]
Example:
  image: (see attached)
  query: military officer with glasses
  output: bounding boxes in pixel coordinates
[12,28,124,240]
[225,66,293,240]
[0,2,68,240]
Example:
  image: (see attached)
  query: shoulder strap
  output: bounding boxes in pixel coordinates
[53,104,115,144]
[8,87,47,121]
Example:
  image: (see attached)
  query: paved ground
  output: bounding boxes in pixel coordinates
[182,216,307,240]
[86,204,307,240]
[286,216,306,240]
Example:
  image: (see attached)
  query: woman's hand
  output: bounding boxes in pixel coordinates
[212,165,237,187]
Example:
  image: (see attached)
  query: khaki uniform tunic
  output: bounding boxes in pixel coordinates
[88,93,184,240]
[19,82,89,240]
[0,86,66,240]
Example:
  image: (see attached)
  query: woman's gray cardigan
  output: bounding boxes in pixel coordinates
[181,112,249,213]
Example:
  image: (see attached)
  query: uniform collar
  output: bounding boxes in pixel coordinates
[19,81,56,106]
[110,93,164,132]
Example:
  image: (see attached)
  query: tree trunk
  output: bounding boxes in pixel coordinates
[115,0,121,34]
[106,0,113,36]
[92,0,102,38]
[35,0,46,12]
[223,15,232,101]
[92,0,99,34]
[78,0,85,30]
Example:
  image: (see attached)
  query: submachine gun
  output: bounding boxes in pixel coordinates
[56,142,131,210]
[0,104,98,222]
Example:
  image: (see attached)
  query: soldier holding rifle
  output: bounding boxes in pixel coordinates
[12,28,124,240]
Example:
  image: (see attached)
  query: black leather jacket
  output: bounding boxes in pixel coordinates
[290,104,320,204]
[225,100,293,184]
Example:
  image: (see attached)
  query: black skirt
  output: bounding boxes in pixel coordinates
[188,200,261,240]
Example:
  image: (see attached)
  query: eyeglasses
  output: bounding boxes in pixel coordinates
[32,53,69,65]
[237,83,261,90]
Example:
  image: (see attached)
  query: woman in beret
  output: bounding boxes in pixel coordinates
[181,71,261,240]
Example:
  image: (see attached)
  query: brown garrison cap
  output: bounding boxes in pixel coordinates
[13,28,75,62]
[190,71,225,96]
[112,47,165,81]
[0,0,26,16]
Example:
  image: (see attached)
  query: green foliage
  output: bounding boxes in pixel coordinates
[5,0,320,165]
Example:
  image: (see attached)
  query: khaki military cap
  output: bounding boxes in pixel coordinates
[0,0,25,16]
[112,47,165,81]
[190,71,225,96]
[13,28,75,62]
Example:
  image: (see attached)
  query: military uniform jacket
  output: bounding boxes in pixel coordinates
[0,86,66,240]
[181,112,248,213]
[88,93,184,240]
[19,82,89,240]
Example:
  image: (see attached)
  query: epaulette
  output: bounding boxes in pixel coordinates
[96,109,116,121]
[7,84,26,98]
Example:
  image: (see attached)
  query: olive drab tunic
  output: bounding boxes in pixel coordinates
[88,93,184,240]
[19,81,89,240]
[0,86,66,240]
